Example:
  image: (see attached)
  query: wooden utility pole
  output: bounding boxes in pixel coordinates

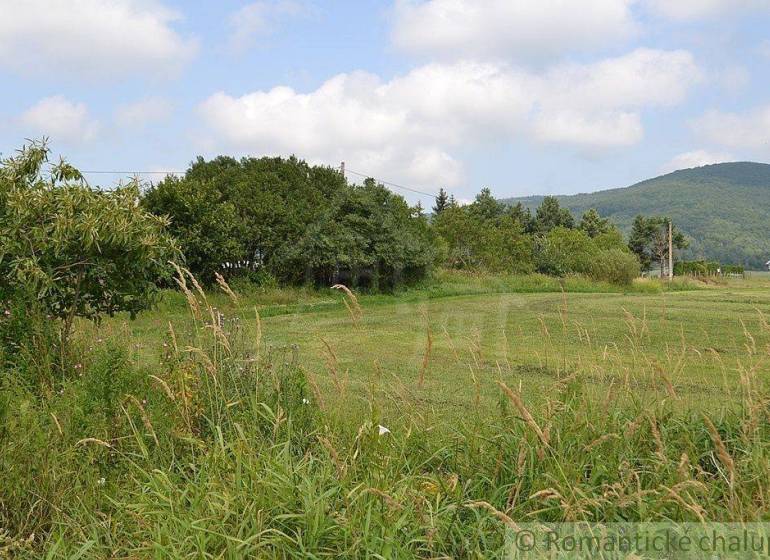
[668,220,674,281]
[340,161,345,176]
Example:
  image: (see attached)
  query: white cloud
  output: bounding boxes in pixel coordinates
[661,150,734,173]
[19,96,99,144]
[227,1,306,52]
[0,0,197,79]
[115,97,173,128]
[197,49,700,187]
[197,61,534,187]
[391,0,637,62]
[693,106,770,150]
[533,111,643,151]
[530,48,700,152]
[645,0,770,20]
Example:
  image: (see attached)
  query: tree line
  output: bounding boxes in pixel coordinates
[1,143,686,369]
[140,157,679,289]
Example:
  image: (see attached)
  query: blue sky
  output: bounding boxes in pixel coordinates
[2,0,770,205]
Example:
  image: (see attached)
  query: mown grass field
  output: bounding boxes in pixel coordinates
[99,271,770,424]
[4,271,770,557]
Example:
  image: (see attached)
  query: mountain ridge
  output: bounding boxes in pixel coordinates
[501,162,770,269]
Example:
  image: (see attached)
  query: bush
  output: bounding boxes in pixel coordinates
[0,290,58,386]
[534,227,596,276]
[1,142,178,360]
[588,248,641,286]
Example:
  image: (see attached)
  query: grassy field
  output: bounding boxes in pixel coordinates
[3,270,770,557]
[98,270,770,424]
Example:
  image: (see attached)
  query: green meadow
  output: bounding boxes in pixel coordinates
[3,271,770,557]
[103,271,770,423]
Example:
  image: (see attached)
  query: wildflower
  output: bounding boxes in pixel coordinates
[378,425,391,436]
[97,477,106,486]
[3,309,10,317]
[302,398,310,405]
[74,363,82,370]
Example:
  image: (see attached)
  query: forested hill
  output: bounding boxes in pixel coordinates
[502,162,770,269]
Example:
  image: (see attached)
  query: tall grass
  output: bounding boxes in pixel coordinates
[0,271,767,558]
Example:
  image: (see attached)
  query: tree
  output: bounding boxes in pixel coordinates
[286,180,439,289]
[468,187,507,224]
[628,215,688,274]
[141,175,246,282]
[414,200,425,218]
[578,208,611,238]
[432,188,449,215]
[628,215,655,271]
[143,155,347,284]
[432,203,534,273]
[0,141,178,349]
[507,202,534,233]
[533,196,574,234]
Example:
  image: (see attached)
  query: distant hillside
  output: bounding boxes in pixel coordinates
[503,162,770,269]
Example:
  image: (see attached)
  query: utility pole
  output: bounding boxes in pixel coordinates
[668,220,674,282]
[340,161,345,177]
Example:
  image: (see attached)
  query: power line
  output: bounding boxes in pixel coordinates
[80,166,443,200]
[82,170,185,175]
[345,169,439,199]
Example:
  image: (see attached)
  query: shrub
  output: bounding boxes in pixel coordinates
[0,290,58,387]
[0,141,179,359]
[588,248,641,286]
[534,227,596,276]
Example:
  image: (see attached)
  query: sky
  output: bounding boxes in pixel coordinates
[1,0,770,205]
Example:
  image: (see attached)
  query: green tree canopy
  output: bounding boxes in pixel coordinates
[0,141,178,344]
[142,158,438,290]
[628,215,688,273]
[533,196,574,234]
[432,192,533,274]
[579,208,612,238]
[432,188,449,215]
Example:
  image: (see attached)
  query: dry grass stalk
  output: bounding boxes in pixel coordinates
[167,321,179,354]
[253,307,262,363]
[50,412,63,436]
[496,380,550,448]
[677,453,691,480]
[468,364,481,409]
[169,261,201,321]
[125,394,159,446]
[321,338,347,395]
[702,414,736,485]
[302,367,326,411]
[317,435,345,476]
[75,438,112,448]
[214,272,239,304]
[465,501,521,531]
[740,318,756,355]
[648,416,667,462]
[442,326,461,363]
[365,488,403,511]
[418,321,433,388]
[149,374,176,401]
[332,284,362,325]
[186,347,220,387]
[584,433,620,451]
[661,485,706,523]
[652,361,679,400]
